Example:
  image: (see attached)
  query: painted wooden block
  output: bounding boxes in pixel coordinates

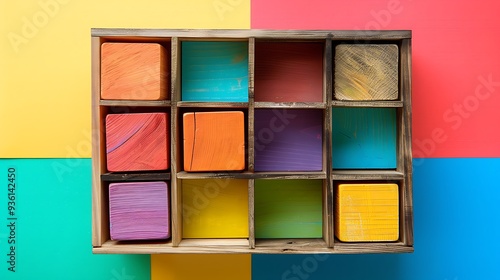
[255,42,323,102]
[335,183,399,242]
[106,112,169,172]
[181,41,249,102]
[183,111,245,171]
[109,181,170,241]
[332,107,396,169]
[254,109,322,172]
[335,44,398,100]
[101,42,169,100]
[255,179,322,238]
[182,179,249,238]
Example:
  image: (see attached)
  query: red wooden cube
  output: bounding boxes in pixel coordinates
[106,112,169,172]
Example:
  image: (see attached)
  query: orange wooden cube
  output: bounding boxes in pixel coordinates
[335,183,399,242]
[106,113,169,172]
[101,42,169,100]
[183,111,245,171]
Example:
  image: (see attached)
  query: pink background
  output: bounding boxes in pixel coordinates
[252,0,500,158]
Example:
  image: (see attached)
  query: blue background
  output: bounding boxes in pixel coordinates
[253,158,500,279]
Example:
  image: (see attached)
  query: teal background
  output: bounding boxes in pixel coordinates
[0,159,150,280]
[2,158,500,279]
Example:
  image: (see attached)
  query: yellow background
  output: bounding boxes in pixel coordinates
[152,254,251,280]
[0,0,250,157]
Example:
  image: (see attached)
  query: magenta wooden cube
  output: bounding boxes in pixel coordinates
[109,181,170,241]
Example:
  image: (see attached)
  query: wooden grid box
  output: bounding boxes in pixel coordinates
[91,29,413,255]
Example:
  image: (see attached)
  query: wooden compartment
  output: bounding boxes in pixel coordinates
[254,109,323,172]
[181,179,249,239]
[332,107,397,169]
[254,41,324,103]
[181,41,249,102]
[254,179,323,239]
[92,29,412,254]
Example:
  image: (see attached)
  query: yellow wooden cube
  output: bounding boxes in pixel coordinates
[335,183,399,242]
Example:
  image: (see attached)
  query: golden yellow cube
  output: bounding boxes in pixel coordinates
[335,183,399,242]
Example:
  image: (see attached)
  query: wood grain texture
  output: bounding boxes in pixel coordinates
[109,181,170,241]
[401,38,414,246]
[335,183,399,242]
[183,111,245,171]
[101,43,169,100]
[182,179,249,238]
[255,42,323,102]
[255,179,323,238]
[334,44,398,100]
[181,41,249,102]
[93,239,412,254]
[171,37,183,246]
[92,29,411,41]
[332,107,397,169]
[106,113,169,172]
[92,37,107,246]
[254,109,323,172]
[101,172,170,182]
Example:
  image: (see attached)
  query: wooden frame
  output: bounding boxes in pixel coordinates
[91,29,413,254]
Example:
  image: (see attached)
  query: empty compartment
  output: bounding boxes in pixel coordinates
[335,182,399,242]
[332,107,396,169]
[255,42,324,102]
[109,181,170,241]
[254,109,323,172]
[181,41,249,102]
[182,179,249,238]
[334,44,398,100]
[101,42,169,100]
[105,112,169,172]
[255,179,323,238]
[182,111,246,172]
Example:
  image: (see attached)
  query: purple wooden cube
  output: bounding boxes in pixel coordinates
[109,181,170,241]
[254,109,323,172]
